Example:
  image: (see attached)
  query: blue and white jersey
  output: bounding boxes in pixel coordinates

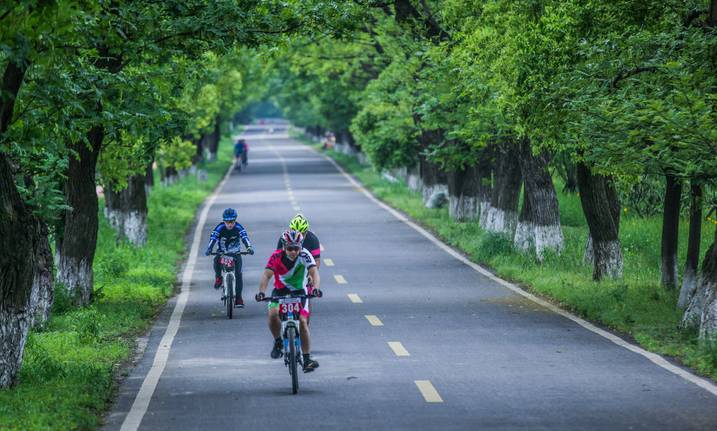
[206,222,251,253]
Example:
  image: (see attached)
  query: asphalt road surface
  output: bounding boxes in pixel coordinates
[104,124,717,431]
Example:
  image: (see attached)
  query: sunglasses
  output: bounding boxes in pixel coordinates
[285,245,301,252]
[224,220,236,224]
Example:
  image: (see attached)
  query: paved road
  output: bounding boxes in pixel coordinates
[105,124,717,430]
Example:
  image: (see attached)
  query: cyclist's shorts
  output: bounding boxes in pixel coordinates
[268,288,310,318]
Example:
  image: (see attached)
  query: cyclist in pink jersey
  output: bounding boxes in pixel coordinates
[256,230,322,372]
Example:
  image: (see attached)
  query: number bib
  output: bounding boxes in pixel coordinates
[278,297,303,314]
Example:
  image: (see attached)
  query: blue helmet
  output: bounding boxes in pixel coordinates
[222,208,237,221]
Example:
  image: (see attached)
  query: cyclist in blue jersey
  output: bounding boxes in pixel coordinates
[204,208,254,307]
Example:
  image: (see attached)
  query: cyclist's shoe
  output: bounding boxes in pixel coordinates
[303,358,319,373]
[235,296,244,308]
[270,339,283,359]
[213,277,222,289]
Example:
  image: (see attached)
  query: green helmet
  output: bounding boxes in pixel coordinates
[289,214,309,234]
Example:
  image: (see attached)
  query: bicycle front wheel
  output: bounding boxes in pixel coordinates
[288,328,299,394]
[226,276,234,319]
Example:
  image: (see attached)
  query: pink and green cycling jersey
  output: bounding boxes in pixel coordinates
[265,249,316,291]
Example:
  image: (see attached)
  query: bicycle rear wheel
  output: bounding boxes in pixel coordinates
[288,328,299,394]
[226,276,234,319]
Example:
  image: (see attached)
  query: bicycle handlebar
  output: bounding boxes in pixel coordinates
[258,291,321,302]
[210,251,251,256]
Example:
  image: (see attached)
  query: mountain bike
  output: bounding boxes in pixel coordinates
[260,291,321,394]
[211,249,250,319]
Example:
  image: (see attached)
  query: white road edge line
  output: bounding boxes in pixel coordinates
[120,161,236,431]
[313,147,717,398]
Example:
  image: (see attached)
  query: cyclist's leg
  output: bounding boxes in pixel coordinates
[268,291,283,358]
[213,255,221,277]
[298,299,311,353]
[267,289,282,339]
[213,255,222,287]
[235,255,243,299]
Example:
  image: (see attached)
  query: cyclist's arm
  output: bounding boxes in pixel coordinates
[236,223,252,248]
[258,268,273,294]
[308,266,320,291]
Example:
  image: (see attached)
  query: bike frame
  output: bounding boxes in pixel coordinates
[278,297,304,368]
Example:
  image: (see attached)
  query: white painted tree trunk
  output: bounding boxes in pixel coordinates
[700,291,717,339]
[449,196,478,221]
[30,234,53,326]
[678,268,698,310]
[57,256,93,304]
[482,206,518,235]
[534,224,564,259]
[407,174,423,193]
[513,221,534,252]
[584,236,594,264]
[105,208,148,246]
[593,240,623,279]
[0,303,32,387]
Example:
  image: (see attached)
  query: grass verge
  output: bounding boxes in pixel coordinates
[307,138,717,382]
[0,138,234,430]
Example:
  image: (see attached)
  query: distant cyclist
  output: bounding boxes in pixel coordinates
[204,208,254,307]
[276,214,321,268]
[256,230,322,372]
[234,139,248,167]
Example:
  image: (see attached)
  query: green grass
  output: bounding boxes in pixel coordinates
[312,141,717,381]
[0,139,234,430]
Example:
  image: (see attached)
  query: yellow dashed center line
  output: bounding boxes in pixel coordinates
[415,380,443,403]
[365,315,383,326]
[334,274,347,284]
[347,293,362,303]
[388,342,410,357]
[323,258,334,267]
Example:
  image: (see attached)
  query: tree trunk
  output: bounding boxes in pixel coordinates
[447,149,492,222]
[678,183,703,309]
[683,227,717,340]
[145,158,154,194]
[0,154,41,388]
[208,116,221,161]
[57,126,103,306]
[0,58,38,388]
[576,162,623,280]
[192,135,204,165]
[448,166,479,221]
[30,222,53,327]
[584,177,621,264]
[407,162,423,193]
[420,158,447,206]
[513,139,563,259]
[661,174,682,290]
[481,141,521,235]
[162,166,178,186]
[104,174,148,245]
[563,161,578,193]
